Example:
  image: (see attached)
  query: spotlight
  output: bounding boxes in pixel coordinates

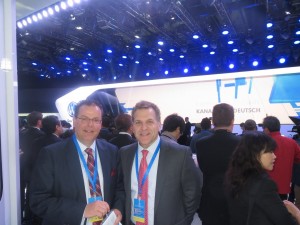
[296,31,300,35]
[202,44,208,48]
[204,66,210,71]
[146,72,150,76]
[158,41,164,46]
[61,1,67,10]
[67,0,74,7]
[17,22,23,29]
[266,35,273,39]
[67,70,71,73]
[164,70,169,75]
[183,68,188,73]
[37,13,43,20]
[122,55,127,59]
[54,5,60,12]
[294,40,300,45]
[22,19,27,26]
[135,45,141,49]
[229,63,234,69]
[48,7,54,15]
[65,57,71,60]
[279,57,286,64]
[232,49,238,52]
[252,60,259,67]
[267,22,273,28]
[228,41,234,45]
[179,55,184,58]
[135,61,139,64]
[169,49,175,52]
[32,15,38,22]
[222,30,229,35]
[107,49,112,53]
[26,17,32,24]
[268,44,274,49]
[193,35,199,39]
[32,62,37,66]
[210,51,215,55]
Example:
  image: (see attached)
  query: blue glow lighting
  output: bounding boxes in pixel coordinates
[48,7,54,15]
[204,66,209,71]
[67,0,74,7]
[74,0,81,3]
[97,66,102,69]
[61,2,67,10]
[158,41,164,46]
[129,74,132,78]
[17,22,23,29]
[37,13,43,20]
[202,44,208,48]
[268,44,274,49]
[222,30,229,35]
[193,35,199,39]
[159,58,163,61]
[228,40,234,44]
[27,17,32,24]
[22,20,27,26]
[113,76,117,80]
[40,74,44,77]
[32,62,37,66]
[98,77,102,81]
[32,15,38,22]
[232,49,238,52]
[54,5,60,12]
[84,68,88,71]
[65,57,71,60]
[57,72,61,75]
[169,49,175,52]
[210,51,215,55]
[42,10,48,17]
[82,62,87,65]
[229,63,234,69]
[50,66,54,69]
[164,70,169,75]
[294,40,300,45]
[146,72,150,76]
[122,55,127,59]
[296,31,300,35]
[135,45,141,49]
[67,70,71,73]
[88,53,92,56]
[179,55,184,58]
[279,58,286,64]
[148,52,152,55]
[267,35,273,39]
[135,61,139,64]
[267,22,273,28]
[183,68,188,73]
[107,49,112,53]
[119,63,123,66]
[252,60,259,67]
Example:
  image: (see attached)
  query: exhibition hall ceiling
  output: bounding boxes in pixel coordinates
[16,0,300,89]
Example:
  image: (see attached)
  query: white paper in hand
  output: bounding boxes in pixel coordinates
[101,211,122,225]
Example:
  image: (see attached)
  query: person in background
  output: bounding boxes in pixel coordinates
[109,113,136,149]
[160,113,185,144]
[196,103,240,225]
[30,100,119,225]
[98,115,115,141]
[19,111,44,224]
[226,132,299,225]
[113,100,202,225]
[262,116,300,200]
[178,116,192,146]
[190,117,213,154]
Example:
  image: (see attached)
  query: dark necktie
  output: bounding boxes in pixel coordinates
[85,148,102,197]
[137,149,149,225]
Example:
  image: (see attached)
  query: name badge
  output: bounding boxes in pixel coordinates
[133,198,145,223]
[88,196,103,222]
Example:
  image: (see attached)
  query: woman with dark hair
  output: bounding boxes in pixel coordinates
[225,132,300,225]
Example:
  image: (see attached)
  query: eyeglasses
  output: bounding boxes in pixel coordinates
[76,117,102,125]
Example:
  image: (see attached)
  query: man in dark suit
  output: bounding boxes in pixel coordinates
[113,100,202,225]
[196,103,240,225]
[19,111,45,223]
[109,113,136,149]
[30,100,119,225]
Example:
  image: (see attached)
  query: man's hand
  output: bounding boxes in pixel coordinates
[113,209,122,225]
[83,201,110,219]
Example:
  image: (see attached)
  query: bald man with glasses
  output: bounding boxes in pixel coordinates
[30,99,120,225]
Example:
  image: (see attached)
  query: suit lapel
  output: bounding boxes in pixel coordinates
[96,140,110,201]
[65,138,86,202]
[154,140,168,215]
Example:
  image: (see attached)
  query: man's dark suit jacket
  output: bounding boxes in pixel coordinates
[109,133,136,149]
[227,174,298,225]
[113,139,203,225]
[196,129,240,225]
[30,137,118,225]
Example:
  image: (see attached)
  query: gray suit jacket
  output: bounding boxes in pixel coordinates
[30,137,118,225]
[113,139,203,225]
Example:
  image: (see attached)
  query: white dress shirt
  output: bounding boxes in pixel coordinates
[76,139,104,225]
[131,137,160,225]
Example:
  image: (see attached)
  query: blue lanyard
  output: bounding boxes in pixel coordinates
[73,135,99,194]
[135,141,160,195]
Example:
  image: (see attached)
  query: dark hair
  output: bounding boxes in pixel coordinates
[200,117,211,130]
[262,116,280,132]
[74,99,103,118]
[244,119,257,131]
[162,114,185,133]
[114,114,132,132]
[42,115,60,135]
[27,111,43,127]
[60,120,71,128]
[225,132,277,198]
[132,100,161,122]
[212,103,234,127]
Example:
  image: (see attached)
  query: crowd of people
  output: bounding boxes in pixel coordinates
[18,100,300,225]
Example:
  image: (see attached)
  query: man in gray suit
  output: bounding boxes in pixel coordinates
[113,100,202,225]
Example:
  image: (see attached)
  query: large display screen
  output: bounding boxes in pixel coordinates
[55,66,300,125]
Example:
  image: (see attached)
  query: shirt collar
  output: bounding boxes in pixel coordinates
[138,136,160,154]
[76,138,96,153]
